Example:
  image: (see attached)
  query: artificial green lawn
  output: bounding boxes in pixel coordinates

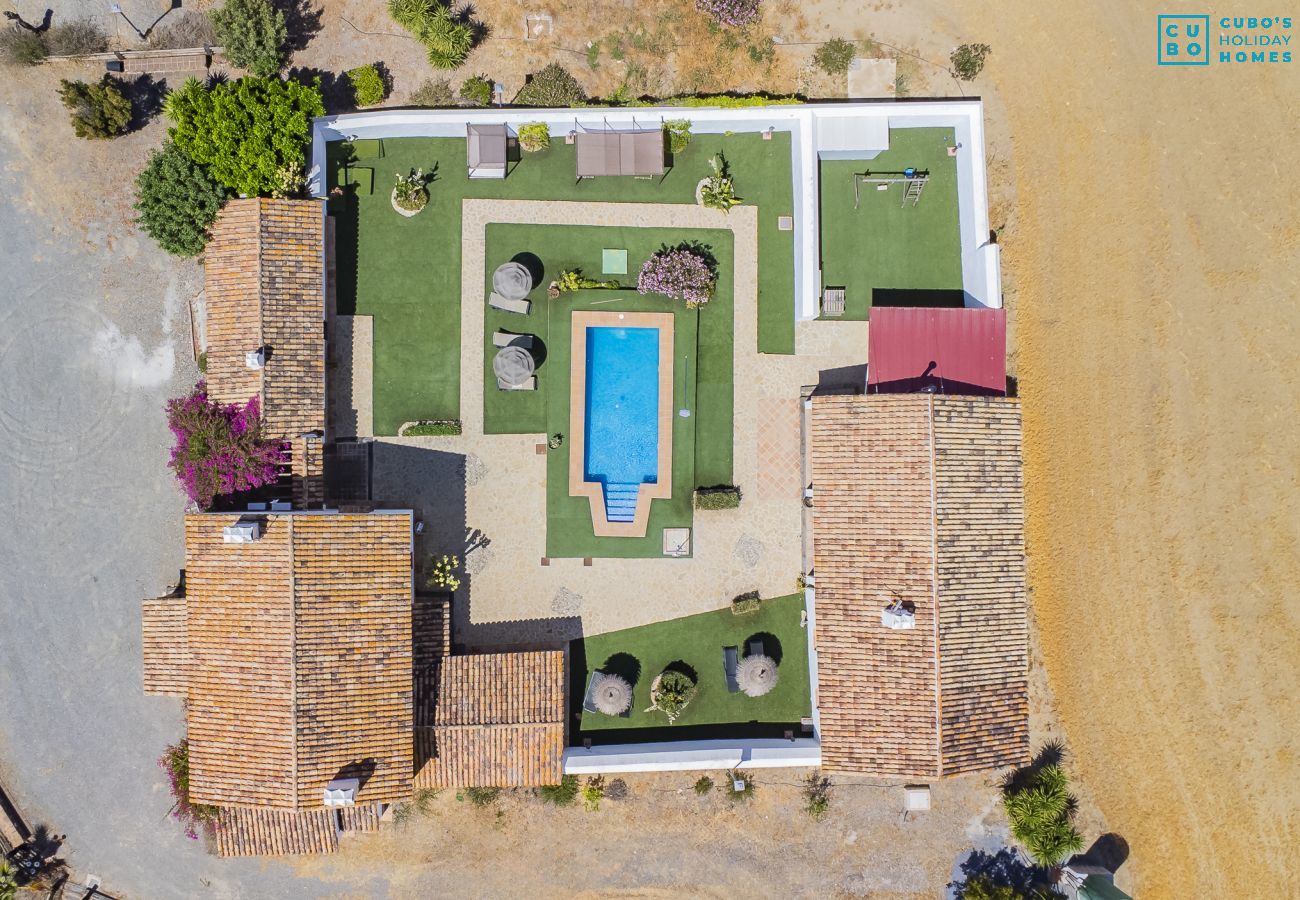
[329,130,795,433]
[818,127,964,320]
[572,593,811,740]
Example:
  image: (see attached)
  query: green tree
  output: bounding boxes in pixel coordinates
[1003,763,1085,866]
[348,63,387,107]
[459,73,492,106]
[209,0,287,77]
[813,37,856,75]
[134,140,229,256]
[515,63,586,107]
[950,42,992,80]
[164,76,324,197]
[58,77,132,138]
[388,0,473,69]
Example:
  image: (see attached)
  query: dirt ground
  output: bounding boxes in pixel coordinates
[3,0,1297,895]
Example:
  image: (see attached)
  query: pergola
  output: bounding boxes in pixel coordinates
[467,124,508,179]
[574,129,665,180]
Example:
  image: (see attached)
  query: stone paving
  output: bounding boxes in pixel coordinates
[367,198,869,643]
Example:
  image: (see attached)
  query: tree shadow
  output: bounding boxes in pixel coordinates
[1073,833,1130,874]
[745,632,782,665]
[1001,739,1066,796]
[286,65,353,114]
[948,848,1053,898]
[275,0,322,52]
[123,73,168,132]
[601,652,640,688]
[205,69,230,89]
[455,3,490,49]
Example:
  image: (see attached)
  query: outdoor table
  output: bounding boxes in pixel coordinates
[492,345,535,386]
[492,262,533,301]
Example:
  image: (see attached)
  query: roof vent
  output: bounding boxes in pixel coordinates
[323,778,360,807]
[245,347,266,370]
[222,519,262,544]
[880,599,915,630]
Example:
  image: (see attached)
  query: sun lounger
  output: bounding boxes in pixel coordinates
[748,638,764,657]
[497,376,537,391]
[582,670,603,714]
[489,292,532,315]
[723,646,739,693]
[493,330,535,349]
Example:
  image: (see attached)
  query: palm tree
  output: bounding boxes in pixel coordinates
[1003,764,1084,867]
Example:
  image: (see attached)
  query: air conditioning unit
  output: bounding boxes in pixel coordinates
[245,347,266,369]
[222,520,261,543]
[881,600,915,630]
[323,777,360,807]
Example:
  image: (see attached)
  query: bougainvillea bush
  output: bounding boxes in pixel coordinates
[637,245,717,307]
[696,0,761,27]
[159,740,220,839]
[165,382,284,509]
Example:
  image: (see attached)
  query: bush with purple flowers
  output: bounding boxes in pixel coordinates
[637,245,717,308]
[165,381,285,509]
[159,740,220,839]
[696,0,761,28]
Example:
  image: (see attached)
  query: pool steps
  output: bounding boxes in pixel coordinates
[603,483,641,523]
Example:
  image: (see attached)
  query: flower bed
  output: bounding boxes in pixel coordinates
[637,245,716,308]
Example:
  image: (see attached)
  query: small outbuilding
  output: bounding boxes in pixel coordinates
[575,129,665,179]
[467,123,508,179]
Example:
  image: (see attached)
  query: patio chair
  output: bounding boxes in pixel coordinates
[723,646,740,693]
[489,292,532,315]
[493,330,535,349]
[822,287,846,317]
[497,376,537,391]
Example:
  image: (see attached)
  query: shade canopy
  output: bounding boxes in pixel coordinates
[467,124,508,178]
[492,261,533,300]
[575,130,664,178]
[737,654,778,697]
[592,673,632,715]
[867,307,1007,395]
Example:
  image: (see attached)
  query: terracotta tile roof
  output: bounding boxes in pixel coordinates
[214,802,382,857]
[810,394,1028,778]
[205,198,325,440]
[415,651,567,789]
[141,591,189,698]
[289,433,324,508]
[181,511,414,810]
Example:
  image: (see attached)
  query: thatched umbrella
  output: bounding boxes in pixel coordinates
[737,654,778,697]
[593,673,632,715]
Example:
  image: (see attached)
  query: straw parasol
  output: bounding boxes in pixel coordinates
[593,673,632,715]
[737,654,778,697]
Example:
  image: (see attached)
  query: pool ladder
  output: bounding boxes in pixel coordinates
[603,483,640,523]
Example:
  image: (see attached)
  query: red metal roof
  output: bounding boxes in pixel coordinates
[867,307,1007,395]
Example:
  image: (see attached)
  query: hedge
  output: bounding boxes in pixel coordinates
[695,484,742,509]
[399,419,463,436]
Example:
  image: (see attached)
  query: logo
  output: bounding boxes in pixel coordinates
[1159,14,1210,64]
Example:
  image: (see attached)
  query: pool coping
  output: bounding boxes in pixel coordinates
[569,310,675,538]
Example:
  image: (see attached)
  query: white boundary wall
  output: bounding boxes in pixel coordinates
[564,738,821,775]
[310,99,1001,328]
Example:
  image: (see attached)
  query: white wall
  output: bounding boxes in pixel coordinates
[563,737,821,774]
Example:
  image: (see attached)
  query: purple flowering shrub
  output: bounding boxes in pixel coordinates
[165,381,284,509]
[159,740,220,839]
[637,245,717,308]
[696,0,761,27]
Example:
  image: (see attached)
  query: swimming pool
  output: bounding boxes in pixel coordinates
[584,327,660,522]
[568,311,675,537]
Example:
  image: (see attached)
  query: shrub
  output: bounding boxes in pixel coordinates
[58,77,133,139]
[134,140,229,257]
[388,0,473,69]
[647,669,697,723]
[813,37,856,75]
[517,122,550,152]
[159,740,221,839]
[348,63,387,107]
[165,382,285,508]
[410,76,454,106]
[637,244,716,307]
[725,769,754,802]
[1003,763,1084,866]
[731,591,760,615]
[950,42,992,80]
[803,772,831,820]
[45,19,109,55]
[696,485,741,509]
[0,860,16,900]
[664,119,692,154]
[696,0,761,28]
[210,0,287,77]
[693,775,714,795]
[427,553,461,591]
[0,27,48,66]
[393,167,431,211]
[459,74,492,106]
[164,76,323,197]
[555,268,619,293]
[515,63,586,107]
[399,419,462,436]
[538,775,579,806]
[548,432,564,449]
[699,152,741,212]
[463,786,501,807]
[605,778,628,801]
[196,351,208,374]
[147,10,218,49]
[632,92,800,108]
[581,775,605,811]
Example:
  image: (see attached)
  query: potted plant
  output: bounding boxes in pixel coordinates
[392,167,431,216]
[696,153,741,212]
[426,553,462,595]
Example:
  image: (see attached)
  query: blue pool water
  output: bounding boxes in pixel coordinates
[584,327,659,522]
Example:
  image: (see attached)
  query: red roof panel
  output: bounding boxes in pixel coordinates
[867,307,1007,395]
